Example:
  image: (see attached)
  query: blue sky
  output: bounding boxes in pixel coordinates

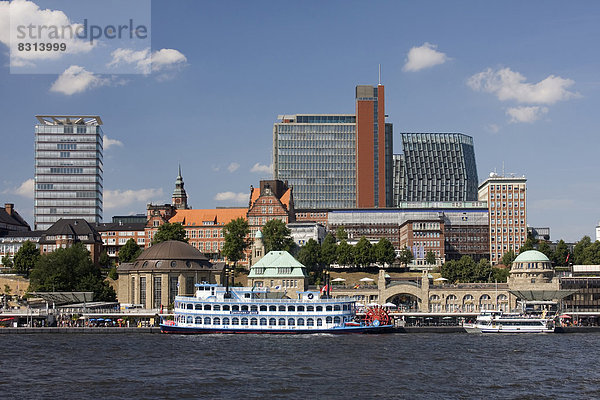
[1,0,599,242]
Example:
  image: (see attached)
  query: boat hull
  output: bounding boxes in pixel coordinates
[464,323,554,334]
[160,323,394,335]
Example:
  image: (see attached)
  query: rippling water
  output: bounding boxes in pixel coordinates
[1,333,598,399]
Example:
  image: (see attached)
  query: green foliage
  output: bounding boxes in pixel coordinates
[221,218,251,265]
[13,240,40,277]
[108,267,118,280]
[297,239,321,272]
[572,236,600,265]
[29,243,116,302]
[1,256,13,271]
[500,250,516,267]
[397,246,413,267]
[320,234,338,267]
[119,238,142,263]
[152,222,188,244]
[261,219,295,253]
[441,256,501,283]
[519,232,538,253]
[425,251,436,265]
[336,240,354,266]
[353,237,374,267]
[373,238,396,266]
[552,240,571,266]
[335,227,348,241]
[537,241,553,259]
[99,250,112,268]
[491,267,510,283]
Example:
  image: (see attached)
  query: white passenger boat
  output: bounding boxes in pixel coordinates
[464,310,555,333]
[160,283,394,334]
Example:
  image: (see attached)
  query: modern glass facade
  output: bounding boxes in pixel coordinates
[273,114,357,209]
[34,116,103,230]
[393,133,478,203]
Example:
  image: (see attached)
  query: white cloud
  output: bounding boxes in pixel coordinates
[486,124,500,133]
[467,67,578,105]
[104,188,163,210]
[403,42,448,72]
[250,163,272,174]
[506,106,548,123]
[103,135,123,150]
[107,47,187,75]
[227,162,240,173]
[2,178,34,199]
[50,65,108,95]
[214,192,248,204]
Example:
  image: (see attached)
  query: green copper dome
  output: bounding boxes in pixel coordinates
[514,250,550,263]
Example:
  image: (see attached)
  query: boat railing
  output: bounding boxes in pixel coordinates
[174,296,355,304]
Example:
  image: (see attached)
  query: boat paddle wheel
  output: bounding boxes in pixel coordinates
[364,306,391,327]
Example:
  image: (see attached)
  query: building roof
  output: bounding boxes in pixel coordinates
[169,208,247,226]
[96,222,147,232]
[280,188,292,210]
[137,240,209,261]
[248,251,308,278]
[514,250,550,263]
[0,207,30,231]
[40,219,102,244]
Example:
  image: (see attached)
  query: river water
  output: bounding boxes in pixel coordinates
[1,332,597,399]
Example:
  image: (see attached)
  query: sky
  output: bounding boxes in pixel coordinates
[0,0,599,243]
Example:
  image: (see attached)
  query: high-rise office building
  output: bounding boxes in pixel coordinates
[478,174,527,264]
[34,115,103,230]
[273,84,392,209]
[393,133,478,203]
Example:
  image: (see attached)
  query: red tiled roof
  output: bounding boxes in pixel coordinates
[169,208,247,226]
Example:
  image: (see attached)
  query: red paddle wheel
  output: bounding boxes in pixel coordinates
[364,306,391,327]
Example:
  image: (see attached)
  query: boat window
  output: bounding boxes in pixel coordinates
[232,305,239,312]
[214,305,221,311]
[316,306,323,312]
[232,318,239,325]
[278,318,286,326]
[195,304,202,310]
[288,318,295,326]
[269,305,277,312]
[204,304,211,311]
[278,305,286,312]
[241,305,248,311]
[259,305,267,311]
[222,305,230,311]
[326,305,332,311]
[317,318,323,326]
[333,305,341,311]
[204,317,211,325]
[297,318,305,326]
[334,317,341,324]
[288,306,296,312]
[186,304,193,310]
[307,306,314,312]
[195,317,202,324]
[186,316,193,324]
[297,306,305,312]
[269,318,276,326]
[343,304,348,311]
[251,305,259,312]
[260,318,267,326]
[242,318,249,325]
[326,316,333,324]
[223,318,230,325]
[307,318,314,326]
[213,317,220,325]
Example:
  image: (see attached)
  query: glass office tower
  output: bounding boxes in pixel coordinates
[34,115,103,230]
[393,133,478,203]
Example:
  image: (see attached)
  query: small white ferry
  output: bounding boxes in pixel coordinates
[160,283,393,334]
[464,310,555,334]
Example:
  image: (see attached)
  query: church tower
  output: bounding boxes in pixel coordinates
[172,165,189,209]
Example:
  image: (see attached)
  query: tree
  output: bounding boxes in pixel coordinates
[29,243,116,301]
[261,219,295,253]
[552,239,571,266]
[13,240,40,277]
[353,237,374,267]
[519,232,538,253]
[335,227,348,241]
[474,258,493,282]
[1,256,13,272]
[337,240,354,266]
[441,255,480,283]
[373,238,396,266]
[152,222,187,244]
[119,238,142,263]
[99,250,112,269]
[320,234,338,267]
[397,246,413,267]
[221,218,251,267]
[425,251,436,265]
[297,239,321,272]
[537,241,553,260]
[501,250,516,267]
[491,267,510,283]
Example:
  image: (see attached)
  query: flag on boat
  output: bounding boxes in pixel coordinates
[320,284,330,294]
[565,253,570,263]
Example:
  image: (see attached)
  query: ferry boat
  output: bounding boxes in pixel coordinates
[464,310,555,334]
[160,283,393,334]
